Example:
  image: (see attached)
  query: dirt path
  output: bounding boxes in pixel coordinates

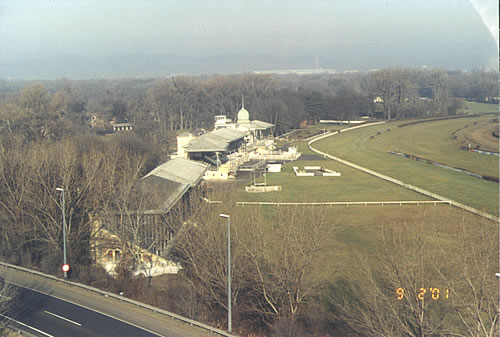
[464,122,499,152]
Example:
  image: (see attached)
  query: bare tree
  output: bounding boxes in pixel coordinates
[331,215,449,336]
[434,218,498,337]
[329,211,498,337]
[168,187,253,327]
[371,68,415,120]
[169,194,335,334]
[0,277,16,334]
[238,206,334,328]
[429,70,449,115]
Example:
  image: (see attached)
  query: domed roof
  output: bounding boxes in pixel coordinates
[237,95,250,124]
[237,107,250,123]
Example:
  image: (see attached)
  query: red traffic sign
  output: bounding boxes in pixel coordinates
[62,264,70,273]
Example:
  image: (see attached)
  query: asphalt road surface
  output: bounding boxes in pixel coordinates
[4,283,161,337]
[0,266,222,337]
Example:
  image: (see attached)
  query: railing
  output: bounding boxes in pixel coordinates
[238,160,266,171]
[237,201,451,207]
[0,261,237,337]
[307,123,499,222]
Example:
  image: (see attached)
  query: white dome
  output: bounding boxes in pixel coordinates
[237,107,250,123]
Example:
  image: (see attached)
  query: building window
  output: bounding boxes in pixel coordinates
[106,249,113,262]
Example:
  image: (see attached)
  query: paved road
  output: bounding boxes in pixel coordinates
[5,284,160,337]
[0,266,220,337]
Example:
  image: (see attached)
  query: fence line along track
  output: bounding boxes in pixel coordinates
[0,261,237,337]
[306,122,499,222]
[237,201,451,207]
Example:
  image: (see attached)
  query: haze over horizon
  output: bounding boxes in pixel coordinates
[1,0,498,80]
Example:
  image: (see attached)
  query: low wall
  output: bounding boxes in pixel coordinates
[323,169,341,177]
[293,167,314,176]
[294,166,341,177]
[245,185,282,192]
[204,170,229,180]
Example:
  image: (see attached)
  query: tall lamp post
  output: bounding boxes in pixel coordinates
[56,187,67,279]
[219,213,232,333]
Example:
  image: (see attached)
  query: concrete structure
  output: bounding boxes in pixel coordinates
[174,98,275,180]
[293,166,341,177]
[112,123,133,132]
[213,99,274,142]
[267,163,282,172]
[245,185,282,192]
[92,158,208,277]
[142,157,208,188]
[91,219,180,277]
[215,115,274,140]
[248,145,301,161]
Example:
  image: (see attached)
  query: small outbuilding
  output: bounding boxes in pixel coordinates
[112,123,133,132]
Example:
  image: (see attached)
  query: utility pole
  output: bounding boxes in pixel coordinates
[219,214,232,333]
[56,188,67,279]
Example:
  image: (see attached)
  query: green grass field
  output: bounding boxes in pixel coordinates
[235,203,495,284]
[281,124,352,140]
[237,158,433,203]
[312,116,498,215]
[458,101,498,114]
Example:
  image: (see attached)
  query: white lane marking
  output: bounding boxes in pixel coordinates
[5,281,164,337]
[44,310,82,326]
[0,313,54,337]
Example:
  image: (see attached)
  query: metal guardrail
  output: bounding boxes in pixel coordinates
[0,261,237,337]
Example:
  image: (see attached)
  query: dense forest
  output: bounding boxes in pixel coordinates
[0,68,497,336]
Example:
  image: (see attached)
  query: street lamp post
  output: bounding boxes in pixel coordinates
[219,213,232,333]
[56,188,67,279]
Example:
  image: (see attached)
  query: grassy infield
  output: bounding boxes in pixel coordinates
[239,103,498,216]
[236,104,498,255]
[234,103,498,322]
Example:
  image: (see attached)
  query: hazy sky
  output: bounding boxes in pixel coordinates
[0,0,498,76]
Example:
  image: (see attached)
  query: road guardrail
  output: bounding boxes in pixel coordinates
[0,261,237,337]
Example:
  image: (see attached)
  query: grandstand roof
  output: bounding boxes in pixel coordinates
[185,128,246,152]
[142,157,208,185]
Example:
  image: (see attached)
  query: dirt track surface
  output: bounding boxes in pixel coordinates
[464,122,499,152]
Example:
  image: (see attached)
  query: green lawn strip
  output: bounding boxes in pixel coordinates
[306,204,474,284]
[284,124,349,140]
[313,121,499,215]
[294,141,316,155]
[236,159,432,203]
[459,101,498,114]
[363,116,498,177]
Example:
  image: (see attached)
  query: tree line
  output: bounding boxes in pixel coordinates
[0,69,496,142]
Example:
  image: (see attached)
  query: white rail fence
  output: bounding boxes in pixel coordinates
[307,123,498,222]
[237,201,451,207]
[0,261,237,337]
